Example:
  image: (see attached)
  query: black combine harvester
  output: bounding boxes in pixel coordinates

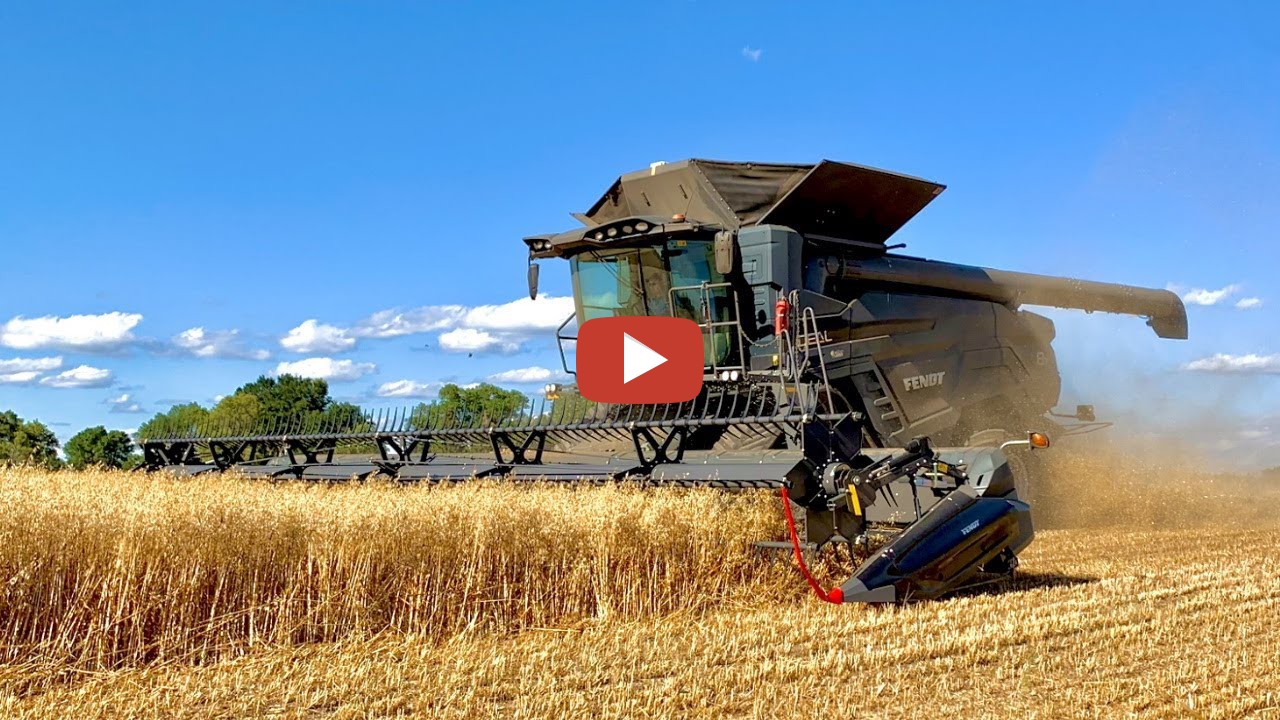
[140,160,1187,603]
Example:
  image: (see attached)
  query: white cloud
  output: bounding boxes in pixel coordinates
[354,306,466,339]
[343,295,575,354]
[1178,284,1240,306]
[0,312,142,351]
[275,357,376,382]
[107,393,145,413]
[376,379,442,398]
[39,365,114,389]
[281,319,356,353]
[1236,297,1263,310]
[0,356,62,374]
[0,371,41,385]
[487,366,569,384]
[173,328,271,360]
[438,328,520,353]
[460,295,576,332]
[1183,353,1280,375]
[741,46,762,62]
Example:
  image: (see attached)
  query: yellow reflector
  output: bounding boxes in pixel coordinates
[848,489,862,516]
[1030,432,1051,449]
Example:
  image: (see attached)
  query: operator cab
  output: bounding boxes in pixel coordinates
[522,158,948,378]
[569,237,739,368]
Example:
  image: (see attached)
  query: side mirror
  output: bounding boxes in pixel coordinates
[714,230,736,275]
[527,261,540,300]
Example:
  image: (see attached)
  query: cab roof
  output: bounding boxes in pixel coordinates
[582,159,946,244]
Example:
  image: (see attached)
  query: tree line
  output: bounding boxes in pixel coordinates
[0,411,134,470]
[1,375,536,471]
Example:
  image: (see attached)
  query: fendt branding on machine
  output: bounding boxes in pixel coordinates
[139,159,1188,604]
[903,372,946,392]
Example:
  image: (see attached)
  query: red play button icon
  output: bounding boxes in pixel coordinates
[576,317,704,404]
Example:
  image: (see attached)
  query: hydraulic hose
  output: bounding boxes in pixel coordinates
[779,487,844,604]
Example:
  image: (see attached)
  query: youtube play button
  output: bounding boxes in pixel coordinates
[622,332,668,383]
[577,317,704,404]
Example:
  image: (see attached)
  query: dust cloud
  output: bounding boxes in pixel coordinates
[1032,442,1280,531]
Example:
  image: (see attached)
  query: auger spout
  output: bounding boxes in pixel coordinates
[806,255,1188,339]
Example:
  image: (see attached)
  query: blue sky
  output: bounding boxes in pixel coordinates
[1,2,1277,464]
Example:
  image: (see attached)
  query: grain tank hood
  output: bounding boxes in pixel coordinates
[525,159,946,258]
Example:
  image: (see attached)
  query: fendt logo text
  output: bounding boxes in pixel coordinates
[903,371,946,392]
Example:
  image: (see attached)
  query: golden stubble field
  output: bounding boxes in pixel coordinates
[0,451,1277,719]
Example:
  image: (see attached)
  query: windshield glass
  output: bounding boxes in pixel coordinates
[572,246,667,321]
[571,239,735,366]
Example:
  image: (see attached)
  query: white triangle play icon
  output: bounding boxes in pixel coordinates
[622,332,668,384]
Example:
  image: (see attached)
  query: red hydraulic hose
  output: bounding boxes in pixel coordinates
[779,487,844,604]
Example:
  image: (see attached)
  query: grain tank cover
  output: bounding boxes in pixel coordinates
[583,159,946,244]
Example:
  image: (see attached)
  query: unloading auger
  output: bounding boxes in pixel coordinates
[139,159,1187,603]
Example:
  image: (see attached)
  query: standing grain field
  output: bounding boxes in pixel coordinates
[0,455,1277,719]
[0,468,793,673]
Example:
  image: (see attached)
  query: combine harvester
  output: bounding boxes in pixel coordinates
[140,160,1187,603]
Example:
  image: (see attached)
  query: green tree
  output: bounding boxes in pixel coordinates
[233,375,329,428]
[307,401,366,432]
[405,384,528,453]
[207,392,262,435]
[434,383,528,424]
[64,426,135,469]
[138,402,210,439]
[0,410,62,469]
